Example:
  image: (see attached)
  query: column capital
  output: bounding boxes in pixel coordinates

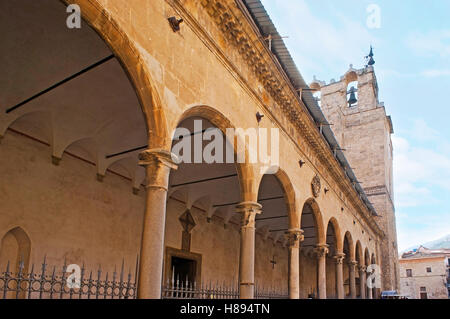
[138,148,178,169]
[139,149,178,191]
[333,253,346,264]
[284,228,304,248]
[236,201,262,228]
[348,260,358,268]
[314,244,329,258]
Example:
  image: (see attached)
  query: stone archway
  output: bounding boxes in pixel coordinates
[0,227,31,273]
[164,105,261,298]
[299,198,326,299]
[343,231,356,298]
[325,218,343,299]
[255,168,298,298]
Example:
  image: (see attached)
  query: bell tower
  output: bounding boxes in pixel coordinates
[310,60,400,291]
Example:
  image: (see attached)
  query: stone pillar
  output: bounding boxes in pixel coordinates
[334,253,345,299]
[315,244,329,299]
[348,260,357,299]
[137,149,178,299]
[236,201,262,299]
[285,228,304,299]
[359,265,367,299]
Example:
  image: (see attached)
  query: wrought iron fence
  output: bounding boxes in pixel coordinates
[162,278,239,299]
[161,277,288,299]
[0,257,137,299]
[254,284,289,299]
[1,257,288,299]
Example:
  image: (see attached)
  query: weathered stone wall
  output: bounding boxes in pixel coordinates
[0,130,144,273]
[400,257,448,299]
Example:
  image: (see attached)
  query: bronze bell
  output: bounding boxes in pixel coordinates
[348,86,357,106]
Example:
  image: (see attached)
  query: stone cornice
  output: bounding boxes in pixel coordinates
[168,0,384,238]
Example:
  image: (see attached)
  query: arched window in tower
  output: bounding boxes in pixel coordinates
[346,81,358,108]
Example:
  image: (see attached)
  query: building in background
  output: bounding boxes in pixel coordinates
[400,246,450,299]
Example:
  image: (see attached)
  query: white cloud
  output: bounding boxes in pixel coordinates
[393,118,450,211]
[422,69,450,77]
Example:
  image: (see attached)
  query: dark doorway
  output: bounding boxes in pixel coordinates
[171,257,197,283]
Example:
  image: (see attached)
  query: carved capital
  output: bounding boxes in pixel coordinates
[334,253,346,265]
[138,148,178,169]
[139,149,178,191]
[314,244,329,258]
[284,228,304,248]
[236,201,262,228]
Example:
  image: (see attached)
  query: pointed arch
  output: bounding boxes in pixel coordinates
[257,168,298,229]
[301,198,326,244]
[174,105,256,202]
[343,231,355,260]
[326,217,343,253]
[355,240,363,264]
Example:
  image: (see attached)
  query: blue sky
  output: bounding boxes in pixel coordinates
[261,0,450,251]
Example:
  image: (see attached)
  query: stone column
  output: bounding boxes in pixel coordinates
[315,244,329,299]
[348,260,357,299]
[359,265,367,299]
[285,228,304,299]
[137,149,178,299]
[334,253,345,299]
[236,201,262,299]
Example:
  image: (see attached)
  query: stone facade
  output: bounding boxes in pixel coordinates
[400,257,449,299]
[312,66,399,291]
[0,0,394,299]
